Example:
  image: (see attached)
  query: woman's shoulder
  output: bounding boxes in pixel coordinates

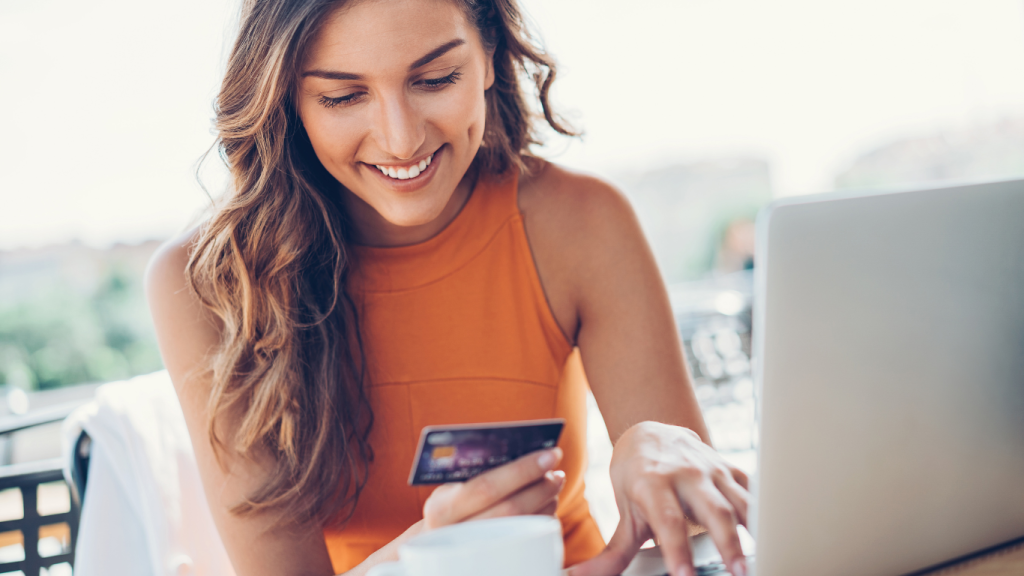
[518,157,632,219]
[517,157,642,252]
[144,225,223,362]
[145,225,202,299]
[515,158,652,339]
[144,224,227,404]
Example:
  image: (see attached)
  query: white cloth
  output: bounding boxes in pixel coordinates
[61,371,235,576]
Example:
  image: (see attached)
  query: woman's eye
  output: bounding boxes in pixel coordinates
[420,71,462,90]
[318,92,364,109]
[316,72,461,108]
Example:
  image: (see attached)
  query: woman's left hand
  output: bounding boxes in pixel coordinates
[567,421,750,576]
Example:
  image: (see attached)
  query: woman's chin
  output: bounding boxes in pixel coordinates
[380,204,449,229]
[387,215,439,228]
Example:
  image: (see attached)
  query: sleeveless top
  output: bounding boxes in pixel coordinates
[323,169,605,572]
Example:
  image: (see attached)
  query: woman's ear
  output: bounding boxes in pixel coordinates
[484,48,496,90]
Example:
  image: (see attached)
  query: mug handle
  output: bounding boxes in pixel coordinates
[365,561,405,576]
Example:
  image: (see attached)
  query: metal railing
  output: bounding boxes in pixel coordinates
[0,402,85,576]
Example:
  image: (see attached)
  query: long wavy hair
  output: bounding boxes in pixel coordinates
[187,0,576,528]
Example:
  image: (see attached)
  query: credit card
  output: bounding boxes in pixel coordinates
[408,419,565,485]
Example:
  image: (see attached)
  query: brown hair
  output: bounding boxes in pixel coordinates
[187,0,575,528]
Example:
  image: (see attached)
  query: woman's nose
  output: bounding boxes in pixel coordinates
[375,92,426,161]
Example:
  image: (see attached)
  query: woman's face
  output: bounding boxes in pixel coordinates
[297,0,493,245]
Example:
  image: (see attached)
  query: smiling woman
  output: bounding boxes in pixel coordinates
[144,1,752,576]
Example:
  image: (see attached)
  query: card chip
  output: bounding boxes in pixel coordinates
[431,446,455,459]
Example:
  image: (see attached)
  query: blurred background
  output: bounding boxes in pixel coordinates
[1,0,1023,560]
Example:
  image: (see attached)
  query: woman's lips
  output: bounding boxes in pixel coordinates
[365,147,443,192]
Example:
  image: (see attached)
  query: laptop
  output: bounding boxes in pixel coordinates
[749,178,1024,575]
[622,178,1024,576]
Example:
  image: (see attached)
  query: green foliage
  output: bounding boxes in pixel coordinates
[0,265,163,390]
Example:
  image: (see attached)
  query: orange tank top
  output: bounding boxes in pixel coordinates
[323,169,605,572]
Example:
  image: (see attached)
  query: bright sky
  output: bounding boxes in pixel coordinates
[2,0,1023,249]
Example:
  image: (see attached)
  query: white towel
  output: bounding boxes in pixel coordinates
[61,371,235,576]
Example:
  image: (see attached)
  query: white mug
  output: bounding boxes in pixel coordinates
[366,515,564,576]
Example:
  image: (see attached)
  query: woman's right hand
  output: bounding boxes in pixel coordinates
[421,447,567,530]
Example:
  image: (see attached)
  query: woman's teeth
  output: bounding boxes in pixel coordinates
[375,154,433,180]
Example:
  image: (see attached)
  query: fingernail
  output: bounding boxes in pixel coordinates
[731,559,748,576]
[676,566,694,576]
[552,470,566,482]
[538,449,557,470]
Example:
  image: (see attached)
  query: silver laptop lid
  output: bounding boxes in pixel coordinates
[751,179,1024,576]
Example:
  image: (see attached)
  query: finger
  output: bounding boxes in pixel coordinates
[729,466,750,491]
[424,448,562,525]
[422,483,461,529]
[713,474,750,527]
[631,479,695,576]
[538,499,558,516]
[567,516,646,576]
[683,482,747,576]
[465,470,565,522]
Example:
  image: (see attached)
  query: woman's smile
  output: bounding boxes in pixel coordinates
[364,146,441,192]
[372,150,433,181]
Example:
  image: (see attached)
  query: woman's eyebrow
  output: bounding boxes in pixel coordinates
[302,69,361,80]
[302,39,467,80]
[408,38,466,70]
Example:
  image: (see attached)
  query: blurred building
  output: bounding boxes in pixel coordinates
[835,117,1024,190]
[0,241,160,303]
[614,157,773,284]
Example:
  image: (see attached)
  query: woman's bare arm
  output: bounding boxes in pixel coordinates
[520,161,749,576]
[518,161,709,443]
[146,230,337,576]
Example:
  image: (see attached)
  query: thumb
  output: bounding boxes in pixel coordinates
[567,518,644,576]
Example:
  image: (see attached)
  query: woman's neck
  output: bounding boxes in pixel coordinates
[341,163,479,248]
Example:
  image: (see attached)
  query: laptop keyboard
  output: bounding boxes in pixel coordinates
[640,562,732,576]
[696,562,730,575]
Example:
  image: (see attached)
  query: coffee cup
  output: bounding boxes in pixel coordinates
[366,515,564,576]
